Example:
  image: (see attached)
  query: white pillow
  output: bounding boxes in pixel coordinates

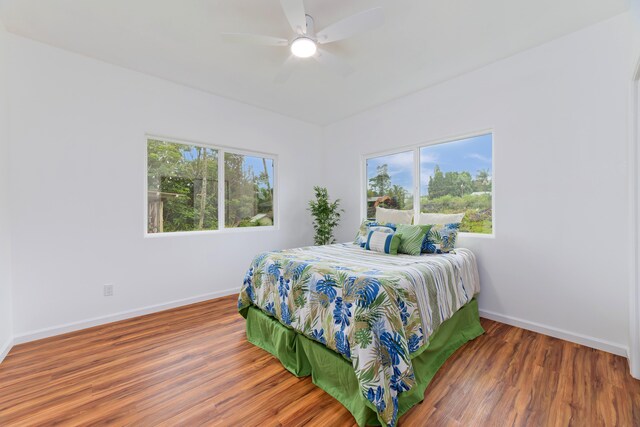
[416,212,465,225]
[375,207,413,224]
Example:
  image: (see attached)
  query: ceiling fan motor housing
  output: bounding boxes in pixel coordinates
[303,14,316,37]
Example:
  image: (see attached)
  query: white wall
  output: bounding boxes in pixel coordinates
[324,13,634,355]
[0,23,13,358]
[7,35,323,339]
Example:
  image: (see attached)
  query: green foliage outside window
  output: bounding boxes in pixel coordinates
[424,165,491,233]
[147,140,218,233]
[366,163,492,234]
[147,139,275,233]
[366,156,414,218]
[225,153,274,228]
[366,135,492,234]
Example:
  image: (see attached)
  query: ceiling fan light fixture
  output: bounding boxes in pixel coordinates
[290,37,316,58]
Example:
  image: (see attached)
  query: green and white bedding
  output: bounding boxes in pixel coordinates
[237,243,480,427]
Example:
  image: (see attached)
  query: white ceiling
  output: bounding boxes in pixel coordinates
[0,0,630,125]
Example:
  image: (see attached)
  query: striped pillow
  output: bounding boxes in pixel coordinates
[365,231,400,255]
[354,221,397,247]
[396,224,431,256]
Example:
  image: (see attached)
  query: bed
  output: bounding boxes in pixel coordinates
[237,243,483,427]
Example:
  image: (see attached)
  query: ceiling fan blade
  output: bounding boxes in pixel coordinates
[280,0,307,35]
[221,33,288,46]
[316,7,384,44]
[313,48,354,77]
[274,56,299,84]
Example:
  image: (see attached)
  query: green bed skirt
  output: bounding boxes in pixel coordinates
[242,299,484,426]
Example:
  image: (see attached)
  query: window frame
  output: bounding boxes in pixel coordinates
[361,129,495,238]
[144,134,279,237]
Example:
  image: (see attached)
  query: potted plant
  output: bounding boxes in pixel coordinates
[308,186,343,246]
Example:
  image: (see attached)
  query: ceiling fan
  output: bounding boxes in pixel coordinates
[221,0,384,83]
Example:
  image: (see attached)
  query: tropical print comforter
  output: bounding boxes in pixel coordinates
[237,243,480,427]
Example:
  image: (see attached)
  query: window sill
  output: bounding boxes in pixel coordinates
[144,225,279,238]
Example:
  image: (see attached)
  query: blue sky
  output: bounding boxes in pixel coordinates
[366,133,492,195]
[241,155,274,188]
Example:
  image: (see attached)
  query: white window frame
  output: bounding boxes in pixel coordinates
[144,134,279,237]
[361,129,495,238]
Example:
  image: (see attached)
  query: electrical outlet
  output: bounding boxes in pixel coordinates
[103,284,114,297]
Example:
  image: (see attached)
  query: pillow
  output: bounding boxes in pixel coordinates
[423,223,460,254]
[354,220,396,247]
[395,224,431,256]
[376,207,413,225]
[416,212,465,225]
[365,230,400,255]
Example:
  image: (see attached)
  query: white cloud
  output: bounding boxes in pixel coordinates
[420,153,438,165]
[385,151,414,168]
[466,153,491,163]
[369,151,413,178]
[369,151,441,170]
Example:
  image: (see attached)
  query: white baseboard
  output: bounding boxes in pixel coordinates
[0,336,13,363]
[479,309,628,357]
[10,292,627,360]
[13,288,238,345]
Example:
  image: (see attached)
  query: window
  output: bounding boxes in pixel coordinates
[420,134,493,234]
[366,151,414,219]
[225,153,274,228]
[147,137,276,234]
[147,139,219,233]
[363,133,493,234]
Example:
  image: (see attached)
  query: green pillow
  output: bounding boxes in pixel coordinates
[396,224,431,256]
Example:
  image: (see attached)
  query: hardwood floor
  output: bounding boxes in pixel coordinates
[0,294,638,426]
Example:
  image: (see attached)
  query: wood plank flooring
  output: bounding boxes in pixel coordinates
[0,294,638,426]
